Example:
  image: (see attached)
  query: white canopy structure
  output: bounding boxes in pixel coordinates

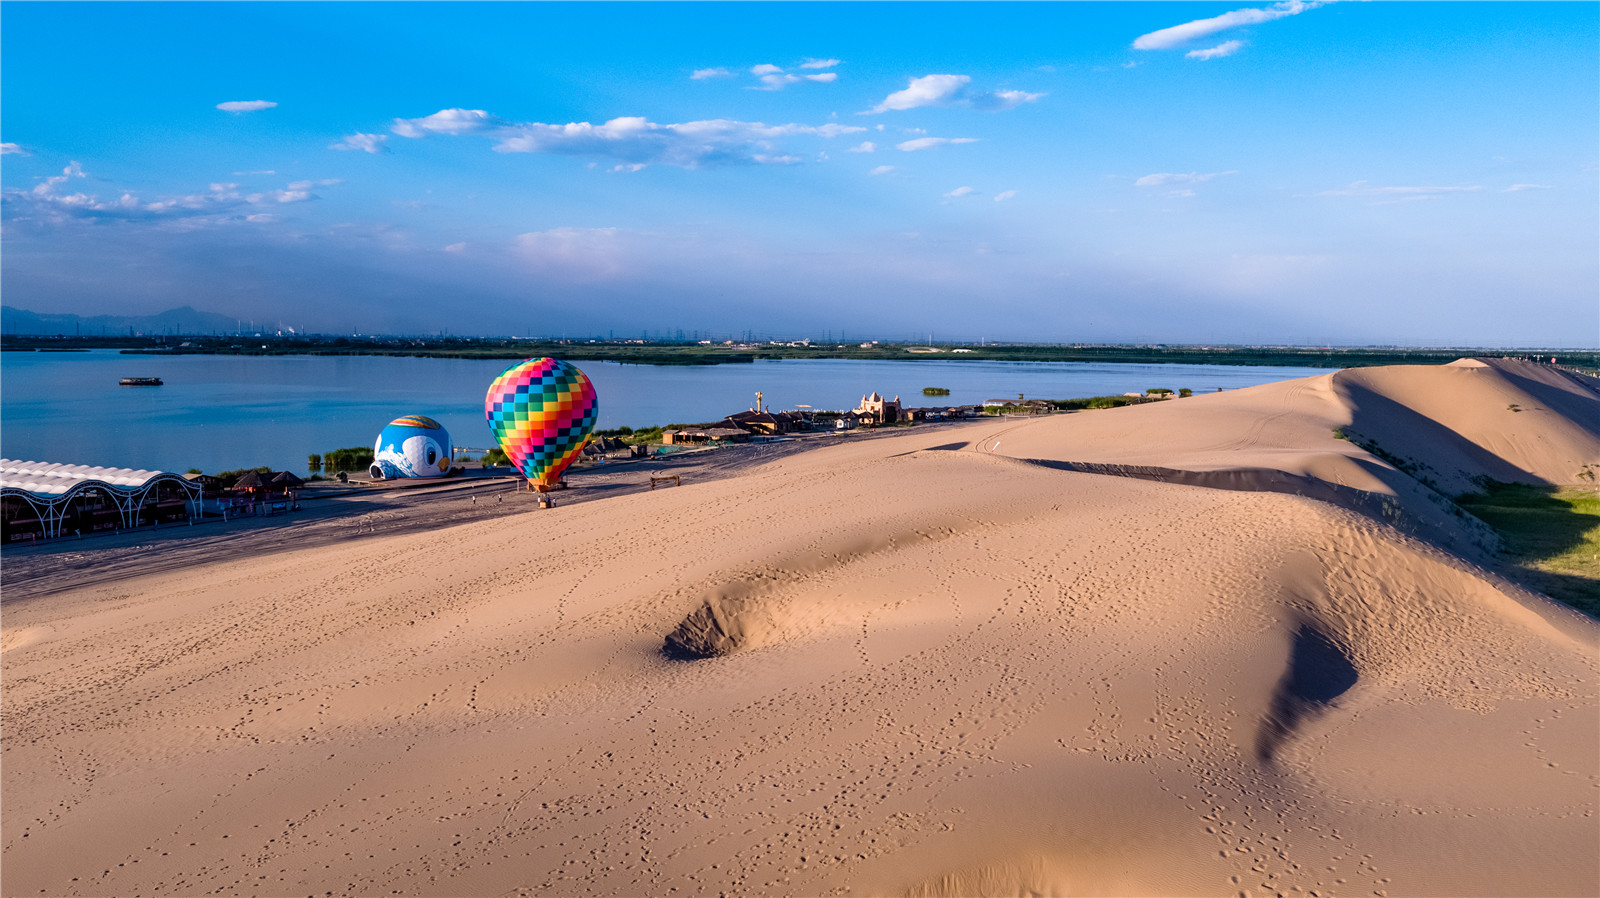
[1,459,203,541]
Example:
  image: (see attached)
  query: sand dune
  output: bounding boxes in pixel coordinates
[3,360,1596,897]
[981,357,1600,560]
[1334,358,1600,493]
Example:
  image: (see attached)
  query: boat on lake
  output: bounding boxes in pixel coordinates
[118,376,164,386]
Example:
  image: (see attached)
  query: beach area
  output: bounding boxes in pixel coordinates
[0,435,860,603]
[3,358,1597,897]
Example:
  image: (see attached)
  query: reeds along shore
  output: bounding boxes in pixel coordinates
[3,358,1597,897]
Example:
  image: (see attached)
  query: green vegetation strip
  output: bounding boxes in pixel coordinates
[7,334,1595,370]
[1458,482,1600,618]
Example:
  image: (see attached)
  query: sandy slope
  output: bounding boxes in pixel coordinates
[3,360,1596,897]
[980,358,1600,560]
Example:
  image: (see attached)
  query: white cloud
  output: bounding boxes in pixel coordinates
[760,72,836,90]
[6,162,332,223]
[1317,181,1483,203]
[1135,170,1237,187]
[991,89,1045,109]
[392,108,502,137]
[752,65,838,90]
[391,108,864,168]
[29,161,86,197]
[872,74,967,111]
[232,169,276,175]
[0,142,30,156]
[868,74,1044,114]
[444,242,467,253]
[331,133,389,154]
[514,227,625,280]
[245,188,313,204]
[216,100,278,113]
[1187,40,1246,60]
[812,124,863,138]
[945,186,976,198]
[697,61,842,89]
[1133,1,1324,51]
[1504,183,1553,192]
[994,190,1017,202]
[870,165,897,176]
[897,137,979,152]
[849,141,877,153]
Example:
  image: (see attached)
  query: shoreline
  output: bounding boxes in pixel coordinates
[8,333,1598,372]
[0,423,987,603]
[1,351,1350,477]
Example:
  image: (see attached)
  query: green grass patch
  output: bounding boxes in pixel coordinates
[1049,395,1140,411]
[321,446,375,473]
[1458,481,1600,617]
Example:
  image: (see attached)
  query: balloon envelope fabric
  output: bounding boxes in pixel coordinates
[484,358,599,489]
[371,415,452,479]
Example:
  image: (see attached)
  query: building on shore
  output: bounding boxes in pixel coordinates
[723,409,807,436]
[853,392,903,425]
[662,427,751,446]
[983,398,1056,415]
[1,459,204,543]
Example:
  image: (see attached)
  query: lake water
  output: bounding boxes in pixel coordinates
[0,350,1326,475]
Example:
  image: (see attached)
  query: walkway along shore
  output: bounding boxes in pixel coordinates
[1,424,981,603]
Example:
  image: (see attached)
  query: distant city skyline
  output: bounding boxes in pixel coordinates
[2,2,1595,347]
[5,303,1598,352]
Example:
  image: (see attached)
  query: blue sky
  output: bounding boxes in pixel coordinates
[2,2,1595,345]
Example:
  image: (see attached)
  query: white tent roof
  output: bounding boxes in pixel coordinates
[0,459,167,496]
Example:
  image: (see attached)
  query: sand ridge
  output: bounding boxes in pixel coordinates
[2,360,1596,897]
[981,358,1600,561]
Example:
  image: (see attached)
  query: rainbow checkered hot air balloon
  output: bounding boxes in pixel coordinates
[484,358,599,491]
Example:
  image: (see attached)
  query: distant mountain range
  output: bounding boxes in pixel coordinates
[2,305,256,336]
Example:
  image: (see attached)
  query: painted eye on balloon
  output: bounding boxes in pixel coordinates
[373,417,450,479]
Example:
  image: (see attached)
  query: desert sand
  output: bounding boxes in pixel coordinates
[3,358,1597,897]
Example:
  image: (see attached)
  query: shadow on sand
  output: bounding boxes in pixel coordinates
[1256,622,1359,765]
